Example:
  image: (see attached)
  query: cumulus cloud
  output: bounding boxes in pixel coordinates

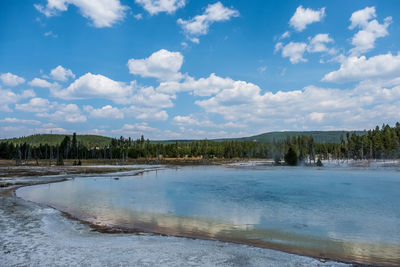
[130,86,173,108]
[37,126,69,134]
[135,0,185,15]
[0,123,74,138]
[51,72,174,110]
[194,78,400,130]
[0,117,41,125]
[52,73,134,103]
[34,0,128,28]
[171,114,240,129]
[28,78,59,88]
[280,42,308,63]
[0,73,25,87]
[37,103,87,123]
[349,6,376,29]
[111,122,158,135]
[177,2,239,42]
[322,52,400,83]
[0,125,68,138]
[127,49,184,81]
[15,97,54,113]
[124,105,169,121]
[157,73,235,96]
[348,6,392,55]
[84,105,124,119]
[50,65,75,81]
[173,115,203,126]
[0,88,35,112]
[276,34,334,63]
[307,33,333,53]
[136,110,168,121]
[289,6,325,32]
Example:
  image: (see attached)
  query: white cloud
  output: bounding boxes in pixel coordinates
[15,97,54,113]
[280,31,290,40]
[349,6,376,30]
[157,73,235,96]
[35,0,128,28]
[111,122,158,135]
[36,126,69,134]
[52,72,174,109]
[124,105,169,121]
[135,0,185,15]
[172,114,245,130]
[0,117,41,125]
[133,13,143,20]
[0,125,70,138]
[127,49,184,81]
[136,110,168,121]
[83,128,107,135]
[28,78,59,88]
[0,73,25,87]
[274,42,283,53]
[281,42,307,63]
[50,65,75,81]
[308,112,325,122]
[307,33,333,53]
[257,66,267,73]
[177,2,239,42]
[84,105,124,119]
[38,104,87,123]
[44,31,58,38]
[130,86,173,108]
[173,115,202,126]
[52,73,134,103]
[16,98,86,123]
[348,6,392,56]
[322,52,400,83]
[193,75,400,131]
[277,34,334,63]
[289,6,325,32]
[0,88,35,112]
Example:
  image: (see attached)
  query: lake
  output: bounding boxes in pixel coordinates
[16,166,400,265]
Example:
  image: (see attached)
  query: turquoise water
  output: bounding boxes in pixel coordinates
[17,166,400,265]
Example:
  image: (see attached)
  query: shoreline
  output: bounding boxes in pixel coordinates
[0,194,348,267]
[2,164,397,266]
[47,206,384,267]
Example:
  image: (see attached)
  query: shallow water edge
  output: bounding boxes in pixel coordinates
[12,164,400,266]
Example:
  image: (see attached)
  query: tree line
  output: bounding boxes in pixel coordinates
[274,122,400,165]
[0,123,399,166]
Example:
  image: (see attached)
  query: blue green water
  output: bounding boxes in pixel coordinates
[17,166,400,265]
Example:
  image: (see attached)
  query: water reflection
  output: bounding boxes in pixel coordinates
[17,166,400,265]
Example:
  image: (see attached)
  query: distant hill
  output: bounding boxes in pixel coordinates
[3,134,112,147]
[154,130,367,144]
[2,130,367,146]
[232,131,367,143]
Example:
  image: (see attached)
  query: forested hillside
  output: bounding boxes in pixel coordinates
[234,131,367,143]
[3,134,112,147]
[0,123,399,165]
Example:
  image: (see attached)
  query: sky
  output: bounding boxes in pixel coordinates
[0,0,400,139]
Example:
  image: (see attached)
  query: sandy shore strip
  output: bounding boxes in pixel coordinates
[0,166,351,266]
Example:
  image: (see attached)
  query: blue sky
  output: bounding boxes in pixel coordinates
[1,0,399,139]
